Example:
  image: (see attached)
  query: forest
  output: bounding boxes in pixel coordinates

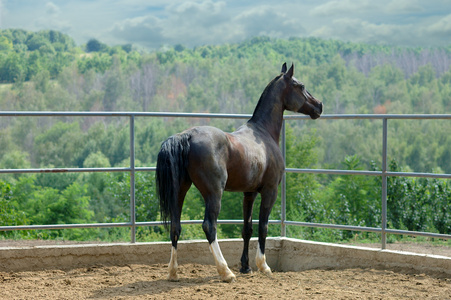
[0,29,450,245]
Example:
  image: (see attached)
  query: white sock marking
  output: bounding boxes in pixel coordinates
[209,238,228,270]
[209,236,236,282]
[167,246,178,280]
[256,246,272,275]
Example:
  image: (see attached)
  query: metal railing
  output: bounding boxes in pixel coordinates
[0,112,450,249]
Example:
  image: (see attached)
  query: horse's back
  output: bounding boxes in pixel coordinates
[183,124,283,193]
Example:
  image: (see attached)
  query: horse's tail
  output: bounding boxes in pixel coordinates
[156,132,191,228]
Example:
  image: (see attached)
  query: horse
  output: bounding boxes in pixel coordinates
[156,63,323,282]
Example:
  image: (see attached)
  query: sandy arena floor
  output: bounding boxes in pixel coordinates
[1,262,450,299]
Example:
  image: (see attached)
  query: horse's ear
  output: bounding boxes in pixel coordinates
[284,63,294,79]
[281,63,287,73]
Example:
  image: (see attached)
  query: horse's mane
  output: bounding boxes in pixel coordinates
[249,74,283,122]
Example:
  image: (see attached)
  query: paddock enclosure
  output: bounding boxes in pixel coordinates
[1,112,450,298]
[1,238,450,299]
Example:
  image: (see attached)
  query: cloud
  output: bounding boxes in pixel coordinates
[45,2,60,15]
[0,0,6,28]
[312,18,416,45]
[311,0,377,17]
[110,1,306,49]
[234,6,305,38]
[385,0,423,14]
[163,1,232,45]
[111,15,166,47]
[426,13,451,38]
[111,0,230,48]
[169,0,227,26]
[2,0,451,48]
[310,0,424,18]
[33,1,71,32]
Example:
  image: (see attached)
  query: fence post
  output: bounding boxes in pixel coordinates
[381,118,388,249]
[281,120,287,237]
[130,115,136,243]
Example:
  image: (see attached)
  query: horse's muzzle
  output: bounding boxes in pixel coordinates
[310,102,323,119]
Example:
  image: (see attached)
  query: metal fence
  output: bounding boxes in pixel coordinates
[1,112,450,249]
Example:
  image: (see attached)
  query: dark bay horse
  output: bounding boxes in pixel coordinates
[156,63,323,282]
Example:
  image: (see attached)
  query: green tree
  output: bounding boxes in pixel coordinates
[0,150,31,170]
[102,60,126,110]
[24,182,92,225]
[121,44,133,53]
[77,52,112,73]
[26,34,51,51]
[34,122,84,167]
[83,151,111,168]
[387,160,450,234]
[0,51,25,82]
[32,69,51,93]
[284,125,320,219]
[86,38,107,53]
[46,30,76,50]
[0,180,28,230]
[79,151,112,222]
[0,36,13,51]
[326,155,381,239]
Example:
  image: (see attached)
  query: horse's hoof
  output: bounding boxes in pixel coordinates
[261,267,272,277]
[167,273,179,282]
[240,266,252,274]
[221,271,236,283]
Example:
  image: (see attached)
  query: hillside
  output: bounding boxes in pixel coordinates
[0,29,450,244]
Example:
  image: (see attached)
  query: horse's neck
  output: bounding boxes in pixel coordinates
[248,94,284,144]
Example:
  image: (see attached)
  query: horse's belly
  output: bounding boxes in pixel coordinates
[224,177,257,192]
[224,157,266,192]
[224,177,260,192]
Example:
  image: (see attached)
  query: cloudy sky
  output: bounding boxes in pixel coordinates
[1,0,451,49]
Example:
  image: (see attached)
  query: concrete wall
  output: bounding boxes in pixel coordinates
[278,238,450,277]
[1,238,449,277]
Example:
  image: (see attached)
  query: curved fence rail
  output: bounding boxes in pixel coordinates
[0,112,450,249]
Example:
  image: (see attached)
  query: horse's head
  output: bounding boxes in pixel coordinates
[280,63,323,119]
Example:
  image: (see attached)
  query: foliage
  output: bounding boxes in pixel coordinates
[387,160,451,234]
[0,180,28,231]
[86,39,108,53]
[0,29,77,83]
[0,29,450,244]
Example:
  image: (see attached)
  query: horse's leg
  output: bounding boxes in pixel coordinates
[202,193,236,283]
[240,191,257,273]
[167,179,192,281]
[256,188,278,276]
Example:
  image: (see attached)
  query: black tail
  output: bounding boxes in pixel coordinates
[156,133,191,228]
